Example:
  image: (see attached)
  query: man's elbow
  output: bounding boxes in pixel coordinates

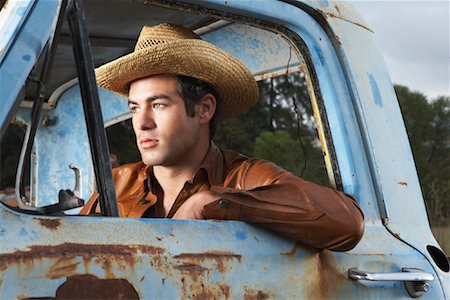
[329,209,365,252]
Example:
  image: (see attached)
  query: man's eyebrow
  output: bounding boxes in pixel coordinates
[128,94,173,106]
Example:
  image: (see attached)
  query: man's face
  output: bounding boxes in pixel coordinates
[128,75,203,167]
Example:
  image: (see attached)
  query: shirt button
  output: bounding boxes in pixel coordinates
[219,199,230,209]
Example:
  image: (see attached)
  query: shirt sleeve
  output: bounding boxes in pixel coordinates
[203,159,364,252]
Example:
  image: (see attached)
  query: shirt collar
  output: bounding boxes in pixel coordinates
[197,142,225,186]
[145,142,225,189]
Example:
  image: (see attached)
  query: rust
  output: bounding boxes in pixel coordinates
[41,274,139,299]
[304,251,347,299]
[181,280,231,300]
[174,263,209,281]
[37,218,61,230]
[398,181,408,186]
[281,242,302,257]
[1,0,8,10]
[281,242,316,257]
[174,251,241,273]
[243,288,271,300]
[47,258,80,279]
[174,263,209,273]
[326,11,374,33]
[0,243,165,271]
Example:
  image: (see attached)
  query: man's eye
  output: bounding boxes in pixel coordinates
[129,106,139,113]
[152,103,167,110]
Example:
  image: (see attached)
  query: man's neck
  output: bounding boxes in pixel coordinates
[153,140,211,215]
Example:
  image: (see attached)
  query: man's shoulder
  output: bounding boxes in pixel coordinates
[220,149,284,173]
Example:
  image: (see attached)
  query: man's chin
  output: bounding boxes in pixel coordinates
[140,154,163,167]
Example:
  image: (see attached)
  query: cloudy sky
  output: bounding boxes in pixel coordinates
[349,0,449,100]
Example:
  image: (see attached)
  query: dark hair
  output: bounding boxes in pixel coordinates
[175,75,220,139]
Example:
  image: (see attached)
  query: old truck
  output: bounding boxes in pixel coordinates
[0,0,449,299]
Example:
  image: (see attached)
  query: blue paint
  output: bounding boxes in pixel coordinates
[22,54,31,61]
[17,7,27,16]
[314,45,325,66]
[318,0,330,7]
[368,73,383,108]
[235,230,247,240]
[19,228,28,236]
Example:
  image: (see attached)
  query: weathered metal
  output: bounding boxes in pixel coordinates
[1,0,449,299]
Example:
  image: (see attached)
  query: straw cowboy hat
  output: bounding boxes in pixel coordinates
[95,23,259,121]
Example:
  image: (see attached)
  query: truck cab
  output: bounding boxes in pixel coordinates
[0,0,449,298]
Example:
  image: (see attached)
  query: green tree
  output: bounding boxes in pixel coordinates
[215,72,329,186]
[396,85,450,226]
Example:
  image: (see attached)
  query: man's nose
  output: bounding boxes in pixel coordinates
[134,110,156,130]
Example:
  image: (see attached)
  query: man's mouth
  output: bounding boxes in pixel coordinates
[139,138,159,149]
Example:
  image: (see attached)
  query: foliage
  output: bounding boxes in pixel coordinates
[214,72,329,186]
[396,85,450,226]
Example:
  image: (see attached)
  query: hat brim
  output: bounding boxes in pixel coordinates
[95,39,258,121]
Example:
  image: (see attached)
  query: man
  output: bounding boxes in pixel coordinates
[94,23,364,251]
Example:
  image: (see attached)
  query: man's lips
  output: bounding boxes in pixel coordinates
[139,138,159,149]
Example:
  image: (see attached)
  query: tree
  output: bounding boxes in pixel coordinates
[215,72,329,186]
[396,85,450,226]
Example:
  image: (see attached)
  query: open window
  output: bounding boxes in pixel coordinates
[1,1,342,216]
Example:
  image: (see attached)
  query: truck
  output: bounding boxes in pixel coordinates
[0,0,449,299]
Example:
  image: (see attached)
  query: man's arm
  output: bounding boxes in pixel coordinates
[174,159,364,252]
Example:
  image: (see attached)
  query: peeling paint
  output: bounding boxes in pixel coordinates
[0,243,165,271]
[174,251,241,273]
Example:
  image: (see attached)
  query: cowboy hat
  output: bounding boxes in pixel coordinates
[95,23,258,121]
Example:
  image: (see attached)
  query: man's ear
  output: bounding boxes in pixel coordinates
[197,93,216,123]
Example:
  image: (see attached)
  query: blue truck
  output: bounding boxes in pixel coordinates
[0,0,449,299]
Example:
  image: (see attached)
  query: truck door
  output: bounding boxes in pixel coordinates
[0,0,448,299]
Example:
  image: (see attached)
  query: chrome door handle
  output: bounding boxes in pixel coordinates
[348,268,434,281]
[348,268,434,298]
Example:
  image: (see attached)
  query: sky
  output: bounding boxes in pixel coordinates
[349,0,449,100]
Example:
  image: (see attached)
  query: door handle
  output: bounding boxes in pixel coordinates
[348,268,434,298]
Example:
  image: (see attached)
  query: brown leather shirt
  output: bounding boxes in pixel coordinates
[112,143,364,251]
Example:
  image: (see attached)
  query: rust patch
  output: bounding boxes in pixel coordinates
[171,252,236,299]
[174,263,209,273]
[38,218,61,230]
[304,251,347,299]
[243,287,271,300]
[398,181,408,186]
[0,243,165,271]
[174,263,209,281]
[22,274,139,299]
[47,258,80,279]
[174,251,241,273]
